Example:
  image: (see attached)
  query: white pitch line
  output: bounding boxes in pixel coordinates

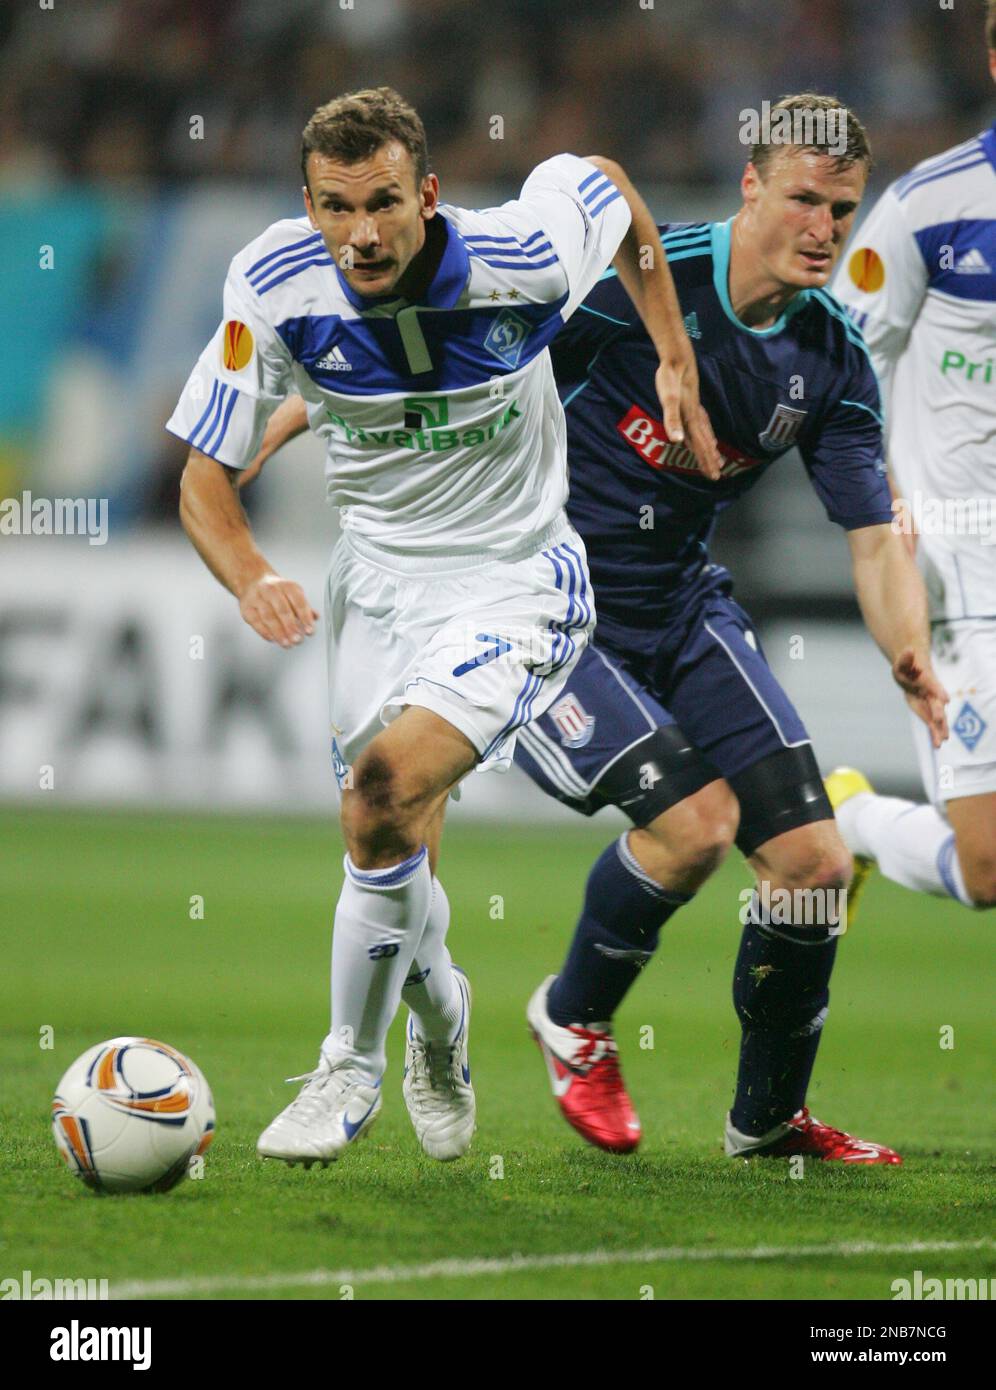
[113,1238,995,1299]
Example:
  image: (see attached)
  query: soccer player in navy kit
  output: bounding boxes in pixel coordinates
[518,95,950,1163]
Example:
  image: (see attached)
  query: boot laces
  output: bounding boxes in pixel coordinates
[568,1025,624,1097]
[282,1058,360,1123]
[407,1035,463,1107]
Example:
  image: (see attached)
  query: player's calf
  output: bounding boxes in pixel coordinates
[957,851,996,909]
[730,817,848,1141]
[948,795,996,909]
[546,829,697,1030]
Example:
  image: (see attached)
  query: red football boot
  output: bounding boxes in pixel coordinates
[727,1106,902,1164]
[527,976,641,1153]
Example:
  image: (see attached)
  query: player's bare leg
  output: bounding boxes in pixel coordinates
[529,779,739,1152]
[258,708,477,1165]
[723,819,901,1164]
[321,704,475,1070]
[627,782,740,890]
[339,706,474,868]
[946,793,996,907]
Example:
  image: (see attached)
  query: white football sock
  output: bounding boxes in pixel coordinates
[322,846,433,1080]
[401,876,463,1043]
[835,792,972,906]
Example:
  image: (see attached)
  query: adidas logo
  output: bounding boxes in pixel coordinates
[684,311,702,339]
[315,345,352,371]
[954,248,992,275]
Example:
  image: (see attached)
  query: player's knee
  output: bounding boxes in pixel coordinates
[768,840,852,895]
[342,749,426,859]
[820,848,854,894]
[643,783,738,888]
[682,783,739,870]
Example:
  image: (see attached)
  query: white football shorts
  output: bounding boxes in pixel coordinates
[913,619,996,805]
[324,516,594,786]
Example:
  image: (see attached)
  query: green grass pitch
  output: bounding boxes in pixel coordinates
[2,806,992,1301]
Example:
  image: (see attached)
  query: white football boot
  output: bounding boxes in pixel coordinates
[402,968,476,1161]
[257,1057,381,1166]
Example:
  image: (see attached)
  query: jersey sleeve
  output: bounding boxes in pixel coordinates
[165,259,294,469]
[831,186,928,421]
[799,353,895,530]
[514,153,632,318]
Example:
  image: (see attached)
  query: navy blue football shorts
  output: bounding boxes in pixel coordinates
[514,585,833,856]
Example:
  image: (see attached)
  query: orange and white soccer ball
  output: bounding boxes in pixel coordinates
[52,1037,215,1194]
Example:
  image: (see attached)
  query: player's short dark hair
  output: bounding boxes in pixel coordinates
[750,94,872,177]
[987,0,996,50]
[301,87,429,191]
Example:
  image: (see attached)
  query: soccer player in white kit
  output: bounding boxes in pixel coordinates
[168,88,718,1165]
[832,12,996,911]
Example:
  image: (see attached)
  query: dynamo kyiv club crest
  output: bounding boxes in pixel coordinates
[953,701,987,752]
[484,309,531,368]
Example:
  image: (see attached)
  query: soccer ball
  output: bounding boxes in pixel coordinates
[52,1037,215,1194]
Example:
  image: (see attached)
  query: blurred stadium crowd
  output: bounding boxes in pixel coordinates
[3,1,988,804]
[0,0,992,528]
[2,0,991,190]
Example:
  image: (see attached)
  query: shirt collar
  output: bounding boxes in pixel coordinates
[333,210,470,312]
[712,218,810,339]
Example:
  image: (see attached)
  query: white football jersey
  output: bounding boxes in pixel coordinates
[833,123,996,621]
[166,154,631,555]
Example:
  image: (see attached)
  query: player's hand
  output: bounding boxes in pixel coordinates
[238,573,319,648]
[892,647,949,748]
[654,353,722,481]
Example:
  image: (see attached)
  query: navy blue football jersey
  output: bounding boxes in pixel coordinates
[553,218,894,628]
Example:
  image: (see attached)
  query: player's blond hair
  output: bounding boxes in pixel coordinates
[301,87,429,191]
[750,94,872,177]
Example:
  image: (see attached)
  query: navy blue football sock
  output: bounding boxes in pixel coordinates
[730,892,839,1136]
[547,834,691,1027]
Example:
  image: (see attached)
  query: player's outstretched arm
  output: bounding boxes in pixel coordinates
[237,394,310,490]
[179,447,318,649]
[847,522,949,747]
[584,155,721,481]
